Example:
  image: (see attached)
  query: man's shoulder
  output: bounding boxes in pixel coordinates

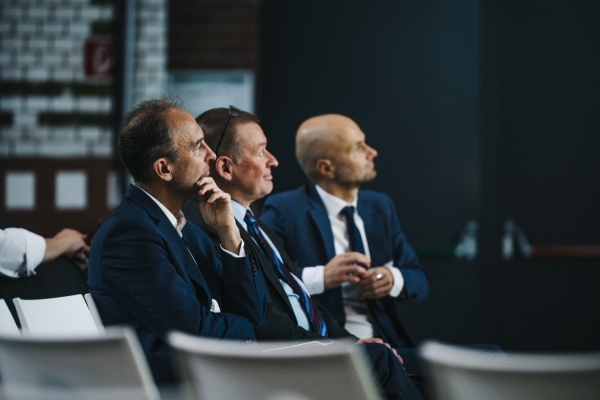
[357,190,398,220]
[358,189,393,203]
[94,199,155,241]
[264,184,311,208]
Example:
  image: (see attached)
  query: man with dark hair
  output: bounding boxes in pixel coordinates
[182,107,427,400]
[88,98,266,383]
[262,114,429,374]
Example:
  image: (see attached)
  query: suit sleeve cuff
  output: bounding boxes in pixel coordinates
[384,264,404,297]
[301,265,325,295]
[220,241,246,258]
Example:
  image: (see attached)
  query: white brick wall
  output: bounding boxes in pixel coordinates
[0,0,168,158]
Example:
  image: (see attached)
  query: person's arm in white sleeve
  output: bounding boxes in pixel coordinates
[0,228,89,278]
[0,228,46,278]
[301,265,325,295]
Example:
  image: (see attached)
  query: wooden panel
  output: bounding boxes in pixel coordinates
[0,158,119,237]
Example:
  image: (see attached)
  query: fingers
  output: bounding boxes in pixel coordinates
[338,252,371,268]
[355,340,403,365]
[205,190,230,204]
[394,352,404,365]
[197,181,219,197]
[340,264,367,279]
[360,282,393,298]
[387,346,404,365]
[357,275,390,292]
[357,269,393,298]
[195,176,215,189]
[324,253,373,288]
[355,338,384,345]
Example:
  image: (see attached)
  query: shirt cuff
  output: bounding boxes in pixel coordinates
[384,264,404,297]
[220,241,246,258]
[22,228,46,276]
[301,266,325,295]
[210,299,221,313]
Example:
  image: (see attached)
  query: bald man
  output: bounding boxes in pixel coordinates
[261,114,429,374]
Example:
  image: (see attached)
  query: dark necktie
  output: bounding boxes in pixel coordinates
[244,210,328,337]
[340,206,366,255]
[341,206,407,347]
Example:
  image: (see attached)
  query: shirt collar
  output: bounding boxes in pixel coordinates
[231,200,249,230]
[134,184,187,236]
[315,184,358,218]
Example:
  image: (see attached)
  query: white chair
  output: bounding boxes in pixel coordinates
[13,294,100,337]
[419,340,600,400]
[0,326,161,400]
[0,299,20,335]
[84,293,106,334]
[168,331,383,400]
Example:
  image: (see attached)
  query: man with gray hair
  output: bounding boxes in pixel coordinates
[88,97,266,383]
[183,107,428,400]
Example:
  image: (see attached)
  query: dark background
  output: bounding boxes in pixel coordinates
[169,0,600,352]
[258,0,600,351]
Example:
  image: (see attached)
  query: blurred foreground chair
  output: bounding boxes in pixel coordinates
[168,331,383,400]
[0,299,19,335]
[84,293,106,334]
[419,340,600,400]
[0,326,161,400]
[13,294,103,337]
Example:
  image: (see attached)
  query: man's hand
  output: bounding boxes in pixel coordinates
[356,267,393,299]
[356,338,403,365]
[324,252,370,289]
[43,229,90,264]
[196,177,242,253]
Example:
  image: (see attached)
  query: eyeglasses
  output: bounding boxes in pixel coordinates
[214,105,240,157]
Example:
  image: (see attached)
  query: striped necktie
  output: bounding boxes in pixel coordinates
[244,210,328,337]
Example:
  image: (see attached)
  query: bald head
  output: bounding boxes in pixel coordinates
[296,114,368,183]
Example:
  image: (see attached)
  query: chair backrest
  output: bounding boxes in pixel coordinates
[84,293,106,335]
[0,326,161,400]
[168,331,383,400]
[14,294,100,337]
[419,340,600,400]
[0,299,20,336]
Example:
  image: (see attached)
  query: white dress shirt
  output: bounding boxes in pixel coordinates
[232,201,312,331]
[0,228,46,278]
[136,185,246,313]
[299,185,404,339]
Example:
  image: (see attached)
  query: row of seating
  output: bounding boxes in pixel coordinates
[2,295,600,399]
[0,294,383,400]
[1,294,103,337]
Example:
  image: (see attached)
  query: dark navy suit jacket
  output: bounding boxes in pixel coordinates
[261,183,428,348]
[88,185,266,381]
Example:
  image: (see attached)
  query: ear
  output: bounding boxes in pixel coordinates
[153,158,174,182]
[214,156,235,182]
[316,159,335,180]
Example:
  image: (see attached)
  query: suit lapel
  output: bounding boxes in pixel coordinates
[307,184,336,260]
[158,218,212,304]
[181,226,218,304]
[126,185,211,304]
[357,192,385,266]
[237,220,295,314]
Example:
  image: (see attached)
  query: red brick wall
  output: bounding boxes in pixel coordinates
[169,0,259,70]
